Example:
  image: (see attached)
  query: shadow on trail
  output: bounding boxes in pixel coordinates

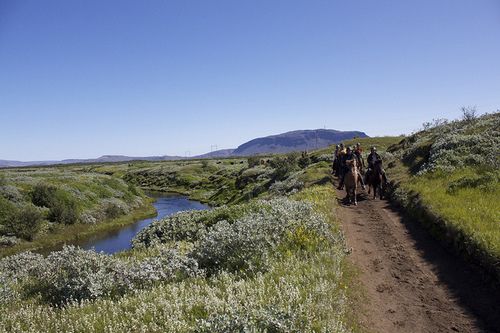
[392,202,500,332]
[336,190,368,206]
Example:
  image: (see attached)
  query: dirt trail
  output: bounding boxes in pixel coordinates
[335,186,500,333]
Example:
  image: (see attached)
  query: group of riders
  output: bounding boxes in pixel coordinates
[332,142,388,193]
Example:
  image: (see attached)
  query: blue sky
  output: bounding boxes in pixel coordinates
[1,0,499,160]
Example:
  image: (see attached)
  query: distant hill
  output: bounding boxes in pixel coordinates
[0,155,184,168]
[195,149,235,159]
[0,129,368,167]
[232,129,368,156]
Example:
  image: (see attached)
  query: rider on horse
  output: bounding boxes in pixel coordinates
[354,142,365,169]
[333,143,346,176]
[338,146,366,190]
[332,144,340,176]
[365,146,388,184]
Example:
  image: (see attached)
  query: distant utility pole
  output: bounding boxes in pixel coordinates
[185,151,190,158]
[210,145,218,152]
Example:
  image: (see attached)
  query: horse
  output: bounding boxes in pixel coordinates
[367,159,385,199]
[344,159,358,205]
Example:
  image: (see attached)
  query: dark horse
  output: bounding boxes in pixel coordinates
[367,160,385,199]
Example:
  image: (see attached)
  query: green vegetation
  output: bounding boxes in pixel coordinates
[383,113,500,277]
[406,168,499,258]
[122,154,326,205]
[0,168,148,256]
[0,186,353,332]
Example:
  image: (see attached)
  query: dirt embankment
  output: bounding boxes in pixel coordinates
[336,187,500,333]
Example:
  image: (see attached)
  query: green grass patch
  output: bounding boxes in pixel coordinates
[405,168,500,259]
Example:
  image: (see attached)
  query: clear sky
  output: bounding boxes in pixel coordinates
[1,0,499,160]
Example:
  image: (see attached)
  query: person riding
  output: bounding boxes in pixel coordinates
[338,146,366,190]
[332,145,340,176]
[354,142,365,170]
[366,146,387,183]
[335,143,346,176]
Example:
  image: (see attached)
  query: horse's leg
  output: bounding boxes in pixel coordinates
[353,187,357,205]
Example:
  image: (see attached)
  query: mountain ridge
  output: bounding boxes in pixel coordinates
[0,129,368,167]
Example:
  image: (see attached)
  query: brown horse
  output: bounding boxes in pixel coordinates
[367,160,384,199]
[344,159,358,205]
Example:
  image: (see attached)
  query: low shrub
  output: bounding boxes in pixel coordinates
[0,185,23,203]
[269,173,304,195]
[128,248,202,288]
[0,236,19,247]
[30,183,57,208]
[47,194,79,225]
[247,156,261,168]
[27,246,131,305]
[102,198,128,219]
[9,204,44,241]
[31,184,80,225]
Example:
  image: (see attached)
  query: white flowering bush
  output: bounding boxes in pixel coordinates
[127,248,202,288]
[194,307,299,333]
[399,113,500,174]
[421,131,499,172]
[26,247,132,305]
[192,198,332,275]
[0,185,23,203]
[0,235,19,247]
[132,201,268,249]
[80,212,98,225]
[269,173,304,195]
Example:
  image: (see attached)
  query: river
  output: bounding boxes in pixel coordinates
[78,193,209,254]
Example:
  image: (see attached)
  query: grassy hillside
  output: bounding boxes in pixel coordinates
[384,113,500,277]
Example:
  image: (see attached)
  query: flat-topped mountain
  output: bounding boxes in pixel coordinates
[231,129,368,156]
